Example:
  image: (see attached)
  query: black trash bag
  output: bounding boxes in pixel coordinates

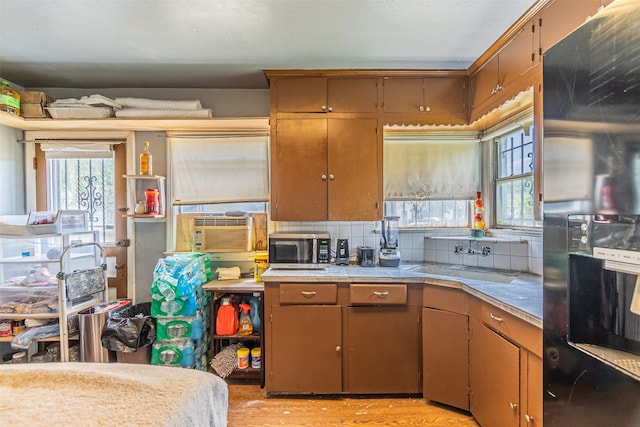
[101,302,156,353]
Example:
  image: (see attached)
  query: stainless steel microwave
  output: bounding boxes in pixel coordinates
[268,232,331,269]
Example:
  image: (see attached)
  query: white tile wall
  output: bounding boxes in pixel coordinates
[272,222,543,275]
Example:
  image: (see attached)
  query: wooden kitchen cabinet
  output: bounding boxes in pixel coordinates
[469,297,543,427]
[522,351,543,427]
[274,76,379,113]
[470,318,521,427]
[265,283,342,393]
[382,75,467,125]
[270,117,381,221]
[265,281,423,395]
[347,303,421,394]
[422,285,470,410]
[470,20,537,123]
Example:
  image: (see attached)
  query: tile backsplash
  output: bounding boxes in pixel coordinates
[272,221,543,275]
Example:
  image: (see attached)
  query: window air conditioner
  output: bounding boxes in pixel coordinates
[192,214,252,252]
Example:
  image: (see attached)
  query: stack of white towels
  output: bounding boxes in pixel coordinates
[114,97,213,118]
[48,95,213,118]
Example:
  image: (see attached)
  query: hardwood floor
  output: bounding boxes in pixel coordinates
[227,384,479,427]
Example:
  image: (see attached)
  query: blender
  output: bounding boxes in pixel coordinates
[379,216,401,267]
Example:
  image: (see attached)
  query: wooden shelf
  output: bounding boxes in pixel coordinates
[0,110,269,132]
[213,333,260,340]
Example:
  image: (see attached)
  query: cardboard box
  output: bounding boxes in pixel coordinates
[19,91,55,118]
[116,345,151,364]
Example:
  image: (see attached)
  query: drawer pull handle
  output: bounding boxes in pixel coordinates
[300,291,317,298]
[373,291,389,298]
[490,313,504,322]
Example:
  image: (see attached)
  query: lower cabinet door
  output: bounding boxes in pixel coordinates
[268,305,342,393]
[422,307,470,410]
[346,305,421,394]
[470,319,520,427]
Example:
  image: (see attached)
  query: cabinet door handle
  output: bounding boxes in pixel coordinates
[490,313,504,322]
[321,105,333,112]
[336,345,341,352]
[329,174,335,180]
[419,105,431,112]
[525,414,533,424]
[509,402,518,411]
[321,174,327,181]
[300,291,317,298]
[373,291,389,298]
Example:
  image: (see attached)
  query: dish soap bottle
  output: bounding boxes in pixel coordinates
[139,141,152,175]
[238,303,253,336]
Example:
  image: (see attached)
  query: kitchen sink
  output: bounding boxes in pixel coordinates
[401,264,518,284]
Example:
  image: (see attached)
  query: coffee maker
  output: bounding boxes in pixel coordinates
[380,216,401,267]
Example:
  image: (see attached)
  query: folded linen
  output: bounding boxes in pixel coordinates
[114,108,213,118]
[215,266,241,280]
[115,97,203,110]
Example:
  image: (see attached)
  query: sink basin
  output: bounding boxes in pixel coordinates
[403,264,517,284]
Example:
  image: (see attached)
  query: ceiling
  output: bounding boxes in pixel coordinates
[0,0,538,90]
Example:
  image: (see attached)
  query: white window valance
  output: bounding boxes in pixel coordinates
[39,141,117,159]
[168,135,270,205]
[384,134,481,200]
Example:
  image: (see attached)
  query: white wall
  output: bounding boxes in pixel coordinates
[274,221,543,274]
[0,124,25,214]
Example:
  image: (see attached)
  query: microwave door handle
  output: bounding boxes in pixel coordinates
[312,239,317,263]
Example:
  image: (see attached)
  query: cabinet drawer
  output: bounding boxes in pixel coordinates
[349,284,407,305]
[279,283,337,304]
[423,285,468,313]
[470,298,542,356]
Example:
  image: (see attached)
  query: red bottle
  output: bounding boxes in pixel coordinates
[145,188,160,215]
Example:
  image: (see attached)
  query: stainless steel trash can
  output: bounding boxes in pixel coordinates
[78,299,131,362]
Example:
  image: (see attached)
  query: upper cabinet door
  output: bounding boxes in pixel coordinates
[327,118,380,221]
[423,76,466,115]
[271,118,329,221]
[274,76,379,113]
[382,78,424,113]
[500,21,536,89]
[275,77,328,112]
[327,78,379,113]
[383,76,467,124]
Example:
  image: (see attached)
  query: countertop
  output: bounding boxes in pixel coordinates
[261,264,542,328]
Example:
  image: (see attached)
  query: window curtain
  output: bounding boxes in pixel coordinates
[39,141,117,159]
[168,135,269,205]
[384,134,481,200]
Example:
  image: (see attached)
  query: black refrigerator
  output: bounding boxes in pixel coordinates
[543,0,640,425]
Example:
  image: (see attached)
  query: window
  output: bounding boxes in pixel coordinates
[168,134,270,251]
[47,157,116,243]
[495,124,540,227]
[384,200,471,228]
[383,132,481,228]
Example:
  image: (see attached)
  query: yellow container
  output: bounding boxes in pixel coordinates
[237,347,250,369]
[254,251,269,282]
[250,347,261,369]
